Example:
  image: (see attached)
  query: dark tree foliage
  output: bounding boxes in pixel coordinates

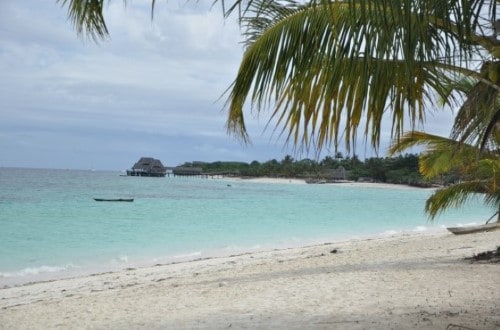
[182,153,438,186]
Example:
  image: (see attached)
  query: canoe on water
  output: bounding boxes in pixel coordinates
[93,198,134,202]
[447,222,500,235]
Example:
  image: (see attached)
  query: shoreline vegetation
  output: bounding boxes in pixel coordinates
[1,231,498,329]
[179,154,447,188]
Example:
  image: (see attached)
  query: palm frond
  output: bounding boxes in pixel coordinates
[437,76,476,107]
[391,131,483,178]
[57,0,109,42]
[426,180,497,219]
[450,62,500,148]
[391,130,499,219]
[225,0,495,152]
[480,108,500,151]
[388,131,460,155]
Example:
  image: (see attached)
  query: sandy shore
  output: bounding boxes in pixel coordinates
[226,176,308,184]
[226,176,430,189]
[1,231,499,329]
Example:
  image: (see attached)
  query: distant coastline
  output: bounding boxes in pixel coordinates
[176,154,448,188]
[224,176,435,189]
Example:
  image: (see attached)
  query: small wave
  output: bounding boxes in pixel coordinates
[221,245,239,252]
[413,226,428,232]
[108,255,130,265]
[173,251,202,259]
[381,230,399,236]
[117,255,129,263]
[0,264,78,278]
[454,222,479,227]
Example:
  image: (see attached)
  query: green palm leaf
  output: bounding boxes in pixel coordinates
[432,72,500,152]
[450,74,499,150]
[225,0,497,152]
[390,130,499,220]
[388,131,481,178]
[425,179,499,219]
[57,0,109,41]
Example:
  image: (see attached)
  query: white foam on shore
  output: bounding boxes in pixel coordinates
[112,255,129,263]
[0,264,79,278]
[413,226,428,232]
[0,264,81,287]
[173,251,202,259]
[452,222,480,227]
[380,230,399,236]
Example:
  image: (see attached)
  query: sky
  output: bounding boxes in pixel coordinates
[0,0,456,170]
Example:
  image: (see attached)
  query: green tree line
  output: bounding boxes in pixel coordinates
[179,153,444,187]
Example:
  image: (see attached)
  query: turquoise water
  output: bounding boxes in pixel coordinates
[0,167,493,286]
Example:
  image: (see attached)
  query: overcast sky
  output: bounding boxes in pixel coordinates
[0,0,455,170]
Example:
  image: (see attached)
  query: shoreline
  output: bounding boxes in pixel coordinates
[1,231,499,329]
[224,176,434,189]
[0,225,454,289]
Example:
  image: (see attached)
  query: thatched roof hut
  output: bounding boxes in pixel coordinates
[127,157,166,177]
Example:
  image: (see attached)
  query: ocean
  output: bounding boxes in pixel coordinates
[0,167,493,286]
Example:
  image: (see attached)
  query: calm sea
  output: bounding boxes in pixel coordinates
[0,167,493,286]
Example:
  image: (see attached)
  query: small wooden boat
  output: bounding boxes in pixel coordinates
[447,222,500,235]
[94,198,134,202]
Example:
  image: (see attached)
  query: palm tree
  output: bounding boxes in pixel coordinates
[59,0,499,154]
[389,131,500,221]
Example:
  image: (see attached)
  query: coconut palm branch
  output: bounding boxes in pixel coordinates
[389,131,478,178]
[57,0,110,42]
[426,177,499,221]
[389,131,500,220]
[439,73,500,152]
[224,0,500,153]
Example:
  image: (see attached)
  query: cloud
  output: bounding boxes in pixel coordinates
[0,1,256,169]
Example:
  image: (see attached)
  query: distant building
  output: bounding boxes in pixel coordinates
[127,157,166,177]
[322,166,348,181]
[331,166,347,181]
[172,166,203,176]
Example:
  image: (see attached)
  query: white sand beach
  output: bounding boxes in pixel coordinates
[1,231,499,329]
[226,176,308,184]
[226,176,432,189]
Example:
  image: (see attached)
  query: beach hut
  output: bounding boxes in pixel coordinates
[330,166,347,181]
[126,157,167,177]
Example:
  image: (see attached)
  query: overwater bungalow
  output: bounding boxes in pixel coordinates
[126,157,166,177]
